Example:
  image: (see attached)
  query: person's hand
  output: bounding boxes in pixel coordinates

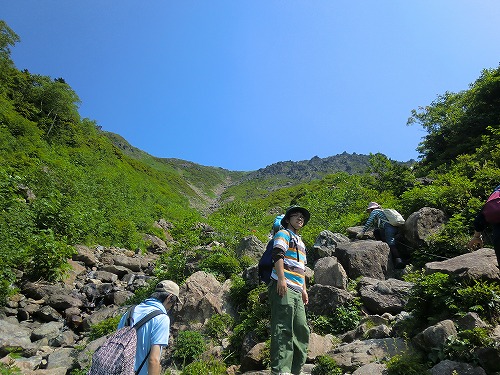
[277,278,288,297]
[302,289,308,305]
[356,232,364,239]
[467,236,483,251]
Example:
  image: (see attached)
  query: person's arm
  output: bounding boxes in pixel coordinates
[301,279,308,305]
[274,257,288,297]
[468,230,484,250]
[357,211,376,238]
[147,344,162,375]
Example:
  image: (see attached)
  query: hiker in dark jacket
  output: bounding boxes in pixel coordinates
[357,202,405,269]
[117,280,180,375]
[467,185,500,268]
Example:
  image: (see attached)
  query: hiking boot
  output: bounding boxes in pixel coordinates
[394,258,405,269]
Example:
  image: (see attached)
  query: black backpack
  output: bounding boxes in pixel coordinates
[258,228,297,284]
[258,240,275,284]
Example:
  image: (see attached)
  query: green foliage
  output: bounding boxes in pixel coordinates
[311,355,343,375]
[405,271,500,327]
[442,328,495,364]
[0,362,23,375]
[199,245,242,281]
[172,330,207,366]
[204,313,234,343]
[408,64,500,172]
[88,316,121,341]
[180,357,226,375]
[26,229,75,281]
[309,299,362,335]
[385,352,431,375]
[227,282,270,364]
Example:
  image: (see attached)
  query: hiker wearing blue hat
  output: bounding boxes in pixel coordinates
[268,205,310,375]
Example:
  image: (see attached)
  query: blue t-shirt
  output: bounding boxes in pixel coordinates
[118,298,170,375]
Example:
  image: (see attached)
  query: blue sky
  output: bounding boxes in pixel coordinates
[3,1,500,171]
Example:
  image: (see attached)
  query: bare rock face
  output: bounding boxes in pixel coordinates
[425,247,500,282]
[335,240,392,280]
[358,277,413,315]
[175,271,228,328]
[314,256,348,289]
[402,207,447,249]
[312,230,350,260]
[236,235,265,261]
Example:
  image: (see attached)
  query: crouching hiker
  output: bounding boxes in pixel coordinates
[118,280,180,375]
[88,280,180,375]
[357,202,405,269]
[269,206,311,375]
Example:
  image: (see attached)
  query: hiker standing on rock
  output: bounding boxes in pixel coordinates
[357,202,405,269]
[117,280,180,375]
[468,184,500,268]
[269,206,310,375]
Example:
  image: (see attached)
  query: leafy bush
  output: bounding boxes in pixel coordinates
[180,357,226,375]
[385,352,431,375]
[442,328,495,364]
[172,330,207,366]
[88,316,121,341]
[204,313,234,343]
[309,300,361,335]
[311,355,343,375]
[0,362,23,375]
[198,245,242,281]
[26,229,75,281]
[405,271,500,327]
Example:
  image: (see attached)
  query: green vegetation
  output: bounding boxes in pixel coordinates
[2,19,500,373]
[404,271,500,328]
[311,355,343,375]
[88,316,122,341]
[172,330,207,366]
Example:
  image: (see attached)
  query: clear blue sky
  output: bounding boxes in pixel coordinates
[3,1,500,171]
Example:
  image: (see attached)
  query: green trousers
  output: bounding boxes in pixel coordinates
[268,279,310,375]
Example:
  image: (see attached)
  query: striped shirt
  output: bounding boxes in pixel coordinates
[362,209,388,232]
[270,229,307,292]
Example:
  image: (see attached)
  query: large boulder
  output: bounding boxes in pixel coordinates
[425,248,500,282]
[335,240,393,280]
[312,230,350,260]
[314,256,348,289]
[358,277,413,315]
[307,284,353,316]
[402,207,447,250]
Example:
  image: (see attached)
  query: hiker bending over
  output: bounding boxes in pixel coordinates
[468,184,500,268]
[118,280,180,375]
[357,202,405,269]
[269,206,310,375]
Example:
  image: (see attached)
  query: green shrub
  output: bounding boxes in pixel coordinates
[88,316,121,341]
[26,229,75,281]
[385,352,430,375]
[0,362,23,375]
[172,330,207,366]
[204,313,234,343]
[311,355,343,375]
[443,328,494,364]
[455,281,500,321]
[199,246,242,281]
[180,357,226,375]
[309,300,361,335]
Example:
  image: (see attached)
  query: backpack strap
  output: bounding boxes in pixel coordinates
[132,308,167,375]
[133,309,165,330]
[286,229,300,262]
